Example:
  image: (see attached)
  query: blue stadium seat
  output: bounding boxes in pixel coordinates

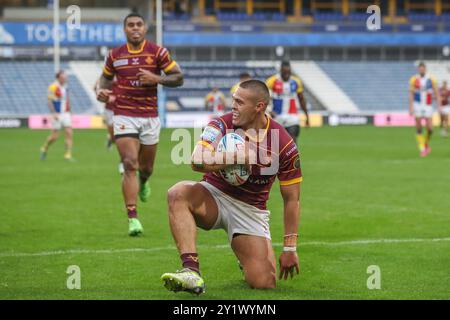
[164,62,278,112]
[314,12,344,22]
[408,13,439,22]
[0,62,93,115]
[441,13,450,22]
[347,13,368,21]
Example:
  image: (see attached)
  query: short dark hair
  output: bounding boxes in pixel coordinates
[418,61,426,68]
[239,72,251,79]
[123,12,145,26]
[281,60,291,68]
[55,70,65,79]
[238,79,270,106]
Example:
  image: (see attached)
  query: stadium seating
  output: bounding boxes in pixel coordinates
[165,61,278,111]
[292,61,359,113]
[216,12,286,21]
[313,12,344,22]
[2,61,447,115]
[317,62,414,111]
[408,13,441,22]
[0,62,93,115]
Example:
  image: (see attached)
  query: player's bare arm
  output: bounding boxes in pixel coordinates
[96,74,113,103]
[137,64,184,88]
[279,183,301,280]
[409,89,414,116]
[433,81,442,110]
[191,143,256,173]
[298,92,310,127]
[47,98,58,119]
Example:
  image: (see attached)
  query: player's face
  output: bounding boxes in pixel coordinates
[58,72,67,84]
[124,17,146,46]
[232,87,258,127]
[418,65,426,76]
[281,66,291,81]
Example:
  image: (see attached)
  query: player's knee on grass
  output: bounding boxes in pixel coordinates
[244,268,276,289]
[242,261,276,289]
[122,157,139,172]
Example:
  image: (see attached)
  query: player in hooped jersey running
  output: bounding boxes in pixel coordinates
[96,13,183,236]
[408,62,441,157]
[161,80,302,294]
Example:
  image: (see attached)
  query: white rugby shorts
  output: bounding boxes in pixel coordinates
[51,112,72,130]
[199,181,271,243]
[113,115,161,145]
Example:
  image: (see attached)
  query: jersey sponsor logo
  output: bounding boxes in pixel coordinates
[248,176,271,185]
[145,56,153,65]
[113,59,129,67]
[285,145,298,157]
[201,126,221,143]
[130,80,141,87]
[131,57,140,65]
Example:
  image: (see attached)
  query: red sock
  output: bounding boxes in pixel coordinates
[126,205,137,219]
[181,253,200,274]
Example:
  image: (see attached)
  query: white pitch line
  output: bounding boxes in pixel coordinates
[1,237,450,258]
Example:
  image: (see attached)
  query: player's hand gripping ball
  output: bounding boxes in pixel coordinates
[217,133,251,186]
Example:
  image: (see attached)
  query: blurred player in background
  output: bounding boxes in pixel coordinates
[161,80,302,294]
[409,62,441,156]
[94,78,116,150]
[96,13,183,236]
[204,87,226,116]
[266,61,309,143]
[439,80,449,137]
[230,72,251,96]
[94,78,124,174]
[40,70,73,161]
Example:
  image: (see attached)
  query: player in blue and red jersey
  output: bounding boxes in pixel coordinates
[409,62,441,157]
[266,61,310,143]
[40,70,73,161]
[161,80,302,295]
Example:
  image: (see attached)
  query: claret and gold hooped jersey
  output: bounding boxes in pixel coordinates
[198,113,302,211]
[103,40,177,118]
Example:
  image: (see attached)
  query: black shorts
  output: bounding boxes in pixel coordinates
[285,125,300,141]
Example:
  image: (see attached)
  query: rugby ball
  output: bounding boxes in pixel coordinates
[217,133,251,186]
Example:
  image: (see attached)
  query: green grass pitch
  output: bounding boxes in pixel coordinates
[0,126,449,300]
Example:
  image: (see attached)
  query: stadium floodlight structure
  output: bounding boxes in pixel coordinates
[52,0,60,74]
[156,0,167,128]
